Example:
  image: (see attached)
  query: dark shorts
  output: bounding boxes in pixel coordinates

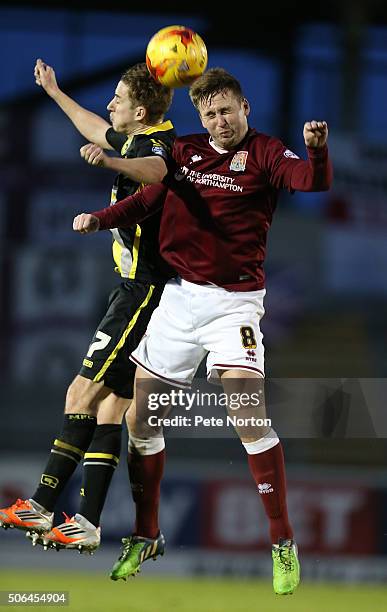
[79,280,165,398]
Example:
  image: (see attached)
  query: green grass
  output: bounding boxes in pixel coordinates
[1,572,387,612]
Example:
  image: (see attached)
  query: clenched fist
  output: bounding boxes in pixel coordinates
[73,213,100,234]
[34,58,60,98]
[80,143,108,167]
[303,121,328,148]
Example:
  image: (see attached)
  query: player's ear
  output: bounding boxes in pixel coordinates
[242,97,250,117]
[135,105,146,121]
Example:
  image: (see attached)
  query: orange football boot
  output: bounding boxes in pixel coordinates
[0,498,53,532]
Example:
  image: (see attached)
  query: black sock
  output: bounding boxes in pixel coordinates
[32,414,97,512]
[79,424,122,527]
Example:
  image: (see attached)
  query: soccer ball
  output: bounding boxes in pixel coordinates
[146,25,208,88]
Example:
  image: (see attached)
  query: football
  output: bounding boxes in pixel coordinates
[146,25,208,88]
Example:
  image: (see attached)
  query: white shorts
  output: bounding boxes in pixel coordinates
[131,278,266,387]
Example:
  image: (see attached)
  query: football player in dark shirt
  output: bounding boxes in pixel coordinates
[0,61,176,554]
[74,68,332,594]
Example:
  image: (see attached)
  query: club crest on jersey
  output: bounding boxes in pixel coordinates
[230,151,248,171]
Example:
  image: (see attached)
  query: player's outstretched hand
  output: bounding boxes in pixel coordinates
[73,213,100,234]
[80,143,107,167]
[303,121,328,148]
[34,59,60,97]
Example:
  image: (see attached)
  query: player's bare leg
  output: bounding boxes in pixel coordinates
[110,366,170,581]
[220,369,300,595]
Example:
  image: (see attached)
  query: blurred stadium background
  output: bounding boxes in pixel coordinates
[1,1,387,610]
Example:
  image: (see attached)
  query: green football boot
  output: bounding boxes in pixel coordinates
[110,532,165,581]
[272,538,300,595]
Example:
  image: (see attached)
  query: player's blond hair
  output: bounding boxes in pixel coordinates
[121,63,173,124]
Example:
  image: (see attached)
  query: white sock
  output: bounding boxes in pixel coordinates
[242,428,279,455]
[128,434,165,455]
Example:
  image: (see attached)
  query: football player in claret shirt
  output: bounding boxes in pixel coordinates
[74,68,332,594]
[0,62,176,553]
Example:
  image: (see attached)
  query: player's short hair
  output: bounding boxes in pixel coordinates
[189,68,244,110]
[121,63,173,124]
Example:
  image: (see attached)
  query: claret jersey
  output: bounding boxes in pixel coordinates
[158,128,332,290]
[94,127,332,291]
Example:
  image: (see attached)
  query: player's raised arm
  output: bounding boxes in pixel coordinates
[34,58,113,149]
[292,119,332,190]
[264,120,333,192]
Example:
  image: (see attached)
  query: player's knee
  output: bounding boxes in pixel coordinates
[126,403,161,439]
[126,411,152,438]
[64,376,101,415]
[125,404,137,431]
